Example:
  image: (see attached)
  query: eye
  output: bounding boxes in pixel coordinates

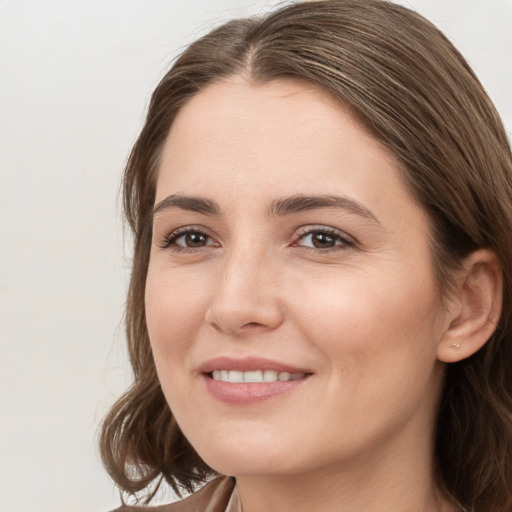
[174,231,210,248]
[160,227,218,251]
[295,227,353,250]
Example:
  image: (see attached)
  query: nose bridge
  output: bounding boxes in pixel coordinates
[206,239,282,333]
[223,241,262,291]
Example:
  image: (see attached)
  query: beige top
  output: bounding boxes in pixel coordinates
[112,476,237,512]
[224,484,242,512]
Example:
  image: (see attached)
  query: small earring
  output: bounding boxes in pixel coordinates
[451,343,461,350]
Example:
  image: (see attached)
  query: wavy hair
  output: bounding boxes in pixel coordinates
[100,1,512,510]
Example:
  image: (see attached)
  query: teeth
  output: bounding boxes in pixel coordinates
[244,370,262,383]
[263,370,278,382]
[211,370,305,383]
[229,370,244,383]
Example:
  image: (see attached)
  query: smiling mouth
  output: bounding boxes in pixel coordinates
[210,370,307,383]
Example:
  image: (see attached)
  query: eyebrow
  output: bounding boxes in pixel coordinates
[151,193,379,223]
[152,194,220,217]
[268,194,379,222]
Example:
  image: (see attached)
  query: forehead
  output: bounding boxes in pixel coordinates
[161,77,382,169]
[155,77,420,223]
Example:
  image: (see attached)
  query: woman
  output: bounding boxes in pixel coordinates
[100,1,512,510]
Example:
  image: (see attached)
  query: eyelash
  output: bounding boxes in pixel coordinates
[294,227,354,252]
[159,226,217,253]
[159,226,355,253]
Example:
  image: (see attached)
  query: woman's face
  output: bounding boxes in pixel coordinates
[145,78,449,478]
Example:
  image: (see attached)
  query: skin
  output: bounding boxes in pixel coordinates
[145,77,459,511]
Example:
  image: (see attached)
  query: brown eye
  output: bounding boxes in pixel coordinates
[180,232,208,247]
[164,229,216,250]
[297,229,353,250]
[311,232,336,248]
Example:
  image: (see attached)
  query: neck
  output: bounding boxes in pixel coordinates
[235,416,455,512]
[236,467,452,512]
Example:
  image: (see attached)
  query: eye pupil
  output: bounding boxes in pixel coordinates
[186,233,207,247]
[312,232,335,248]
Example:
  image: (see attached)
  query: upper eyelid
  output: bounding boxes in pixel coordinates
[163,224,350,236]
[168,225,210,235]
[163,225,213,238]
[296,225,347,235]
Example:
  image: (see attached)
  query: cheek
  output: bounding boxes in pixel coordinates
[145,265,211,366]
[289,268,443,442]
[288,263,442,371]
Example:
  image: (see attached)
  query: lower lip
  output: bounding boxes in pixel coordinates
[202,374,310,405]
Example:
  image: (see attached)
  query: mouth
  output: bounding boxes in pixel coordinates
[199,357,312,404]
[209,370,306,383]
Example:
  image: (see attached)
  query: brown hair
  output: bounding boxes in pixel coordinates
[100,1,512,510]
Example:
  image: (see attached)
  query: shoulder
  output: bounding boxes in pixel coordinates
[110,476,235,512]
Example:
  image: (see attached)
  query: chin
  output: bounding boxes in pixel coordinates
[190,429,310,478]
[206,454,303,479]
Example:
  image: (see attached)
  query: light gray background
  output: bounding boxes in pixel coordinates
[1,1,510,511]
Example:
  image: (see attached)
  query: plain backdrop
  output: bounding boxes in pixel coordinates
[1,1,510,511]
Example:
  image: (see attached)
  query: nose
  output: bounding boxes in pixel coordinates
[205,246,284,336]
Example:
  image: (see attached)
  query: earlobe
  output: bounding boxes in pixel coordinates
[437,249,503,363]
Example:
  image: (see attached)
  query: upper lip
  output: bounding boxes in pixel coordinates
[198,357,311,375]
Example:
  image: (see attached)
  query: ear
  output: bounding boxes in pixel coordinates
[437,249,503,363]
